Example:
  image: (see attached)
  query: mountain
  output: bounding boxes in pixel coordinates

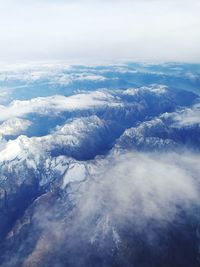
[0,62,200,267]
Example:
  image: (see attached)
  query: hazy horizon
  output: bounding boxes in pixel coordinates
[0,0,200,63]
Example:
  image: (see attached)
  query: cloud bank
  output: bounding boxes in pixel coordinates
[0,91,121,122]
[0,0,200,62]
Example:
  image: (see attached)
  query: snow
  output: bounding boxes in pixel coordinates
[0,138,23,162]
[62,163,86,188]
[0,118,32,136]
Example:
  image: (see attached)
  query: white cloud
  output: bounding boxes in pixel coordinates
[74,74,107,81]
[0,91,121,122]
[173,103,200,126]
[75,150,200,227]
[28,149,200,261]
[0,0,199,62]
[0,118,32,136]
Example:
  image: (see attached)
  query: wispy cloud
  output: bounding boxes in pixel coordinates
[5,149,199,266]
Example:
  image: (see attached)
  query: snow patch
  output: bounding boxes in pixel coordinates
[62,163,86,188]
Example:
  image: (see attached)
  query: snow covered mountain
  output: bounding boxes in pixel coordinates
[0,62,200,267]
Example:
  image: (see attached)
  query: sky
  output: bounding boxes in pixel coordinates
[0,0,200,63]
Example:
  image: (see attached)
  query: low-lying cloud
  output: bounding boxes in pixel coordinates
[9,149,200,267]
[0,91,120,122]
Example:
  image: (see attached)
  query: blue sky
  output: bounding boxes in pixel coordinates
[0,0,200,62]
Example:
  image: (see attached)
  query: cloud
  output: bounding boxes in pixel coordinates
[0,91,121,122]
[74,74,107,81]
[0,118,32,136]
[0,0,199,62]
[172,102,200,126]
[73,150,200,226]
[5,149,199,266]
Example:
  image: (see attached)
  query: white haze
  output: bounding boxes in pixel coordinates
[33,150,200,249]
[0,0,200,62]
[11,149,199,267]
